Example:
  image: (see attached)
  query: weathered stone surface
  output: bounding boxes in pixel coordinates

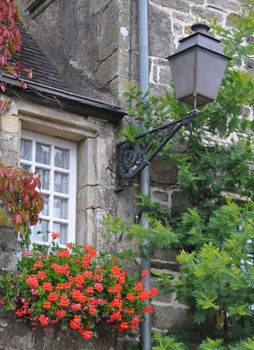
[97,50,119,86]
[149,4,174,57]
[152,190,169,202]
[226,12,240,27]
[23,1,114,102]
[246,58,254,71]
[0,226,17,272]
[0,314,116,350]
[207,0,240,12]
[153,0,190,13]
[151,158,178,185]
[152,303,189,330]
[171,190,189,216]
[157,63,171,85]
[99,0,119,61]
[91,0,112,14]
[191,6,225,22]
[152,258,179,272]
[153,248,178,262]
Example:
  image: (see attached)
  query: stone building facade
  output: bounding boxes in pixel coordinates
[0,0,241,349]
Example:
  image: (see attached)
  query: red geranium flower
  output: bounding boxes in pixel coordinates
[51,232,60,239]
[48,292,58,302]
[26,275,39,289]
[42,282,53,292]
[38,314,49,326]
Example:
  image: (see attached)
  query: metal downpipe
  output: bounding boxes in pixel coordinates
[138,0,151,349]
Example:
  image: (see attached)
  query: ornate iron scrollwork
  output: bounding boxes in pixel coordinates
[115,109,199,192]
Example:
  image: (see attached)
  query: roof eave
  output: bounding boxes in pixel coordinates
[1,75,126,123]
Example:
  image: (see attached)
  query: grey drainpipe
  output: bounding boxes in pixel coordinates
[138,0,151,350]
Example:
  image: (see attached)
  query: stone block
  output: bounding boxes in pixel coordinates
[0,226,17,252]
[149,83,170,96]
[96,49,119,86]
[117,185,139,221]
[189,0,204,3]
[246,58,254,71]
[0,133,19,166]
[152,303,189,330]
[191,6,225,23]
[207,0,240,12]
[0,252,17,273]
[153,0,190,13]
[158,64,171,85]
[0,314,115,350]
[77,138,98,187]
[151,157,178,185]
[172,11,196,25]
[151,259,179,272]
[1,115,20,134]
[91,0,112,13]
[77,185,100,211]
[76,209,87,245]
[119,49,139,81]
[153,248,178,262]
[152,190,169,202]
[99,0,119,61]
[171,190,189,216]
[149,4,175,58]
[0,225,17,272]
[226,12,240,27]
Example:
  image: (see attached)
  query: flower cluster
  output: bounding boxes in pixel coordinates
[0,237,158,341]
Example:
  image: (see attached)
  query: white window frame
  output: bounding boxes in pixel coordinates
[20,130,77,245]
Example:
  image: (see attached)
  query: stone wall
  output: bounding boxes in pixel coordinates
[0,0,242,348]
[23,0,240,106]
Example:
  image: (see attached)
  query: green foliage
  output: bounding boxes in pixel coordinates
[152,333,186,350]
[102,212,178,257]
[176,200,254,248]
[176,240,253,324]
[119,1,254,348]
[152,336,254,350]
[137,194,170,224]
[199,338,225,350]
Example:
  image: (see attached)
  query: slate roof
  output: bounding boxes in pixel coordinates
[13,24,71,92]
[1,24,124,123]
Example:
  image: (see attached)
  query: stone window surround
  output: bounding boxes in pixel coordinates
[9,98,101,245]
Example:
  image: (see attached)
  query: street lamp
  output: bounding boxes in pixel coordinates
[115,23,230,192]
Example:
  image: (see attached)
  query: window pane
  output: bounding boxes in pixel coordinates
[55,147,69,169]
[21,139,32,161]
[36,168,50,190]
[32,220,49,243]
[54,172,68,193]
[53,197,68,219]
[36,143,50,165]
[53,222,68,245]
[42,195,49,216]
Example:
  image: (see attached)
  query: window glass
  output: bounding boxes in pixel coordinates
[55,147,69,169]
[53,222,68,245]
[36,168,50,190]
[20,131,77,245]
[54,172,68,193]
[21,139,32,161]
[36,142,50,165]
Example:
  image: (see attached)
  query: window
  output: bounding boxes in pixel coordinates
[20,130,77,245]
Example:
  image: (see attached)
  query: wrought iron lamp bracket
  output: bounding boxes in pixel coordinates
[115,109,199,192]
